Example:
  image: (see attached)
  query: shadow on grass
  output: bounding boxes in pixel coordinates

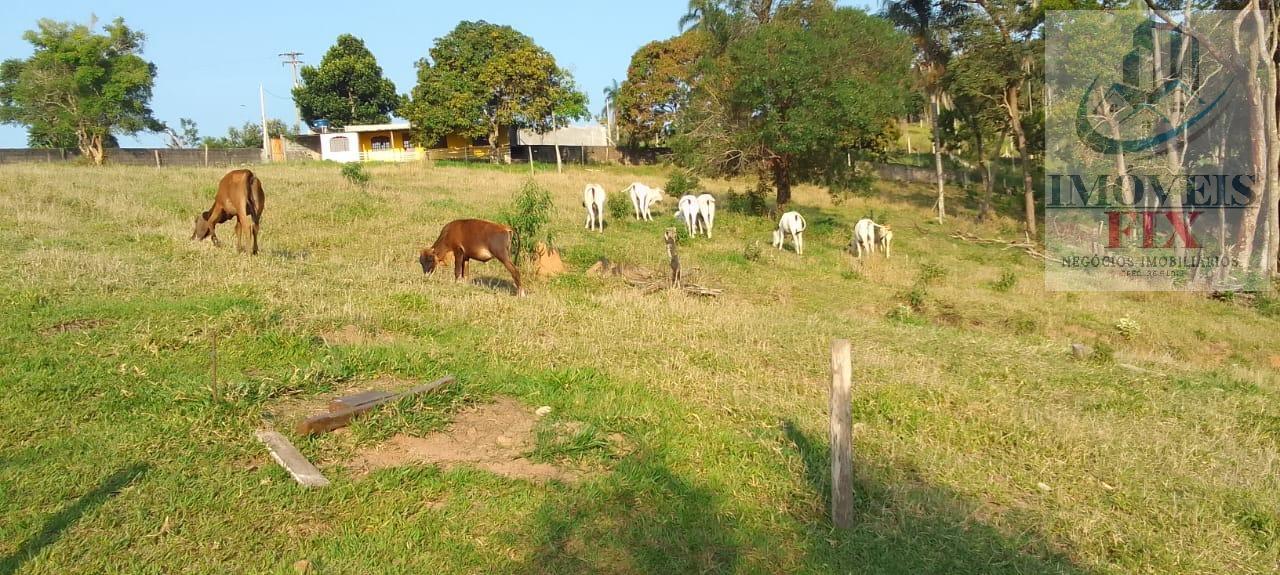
[782,420,1091,574]
[471,276,519,294]
[511,453,740,574]
[0,463,148,575]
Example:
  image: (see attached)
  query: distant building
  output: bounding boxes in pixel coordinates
[315,122,608,164]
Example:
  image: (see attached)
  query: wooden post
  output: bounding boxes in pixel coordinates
[204,144,209,167]
[829,339,853,528]
[665,228,681,288]
[555,143,563,173]
[154,149,161,168]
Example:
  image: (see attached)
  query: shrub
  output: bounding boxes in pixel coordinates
[504,179,555,264]
[918,262,948,285]
[743,240,762,262]
[1114,316,1141,341]
[665,171,701,198]
[991,269,1018,293]
[341,162,370,187]
[725,181,769,216]
[607,188,632,220]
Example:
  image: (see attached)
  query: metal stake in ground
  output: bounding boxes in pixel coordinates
[830,339,853,528]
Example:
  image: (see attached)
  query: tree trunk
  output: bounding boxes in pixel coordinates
[773,159,792,206]
[974,124,992,222]
[931,92,946,222]
[489,123,502,164]
[1006,82,1036,237]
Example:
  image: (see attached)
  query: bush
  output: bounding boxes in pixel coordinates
[341,162,370,187]
[918,262,948,285]
[665,171,701,197]
[725,181,769,216]
[743,240,762,262]
[1114,316,1141,341]
[991,269,1018,293]
[504,179,555,264]
[607,189,632,220]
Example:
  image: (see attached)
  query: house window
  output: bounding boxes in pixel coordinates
[329,136,350,153]
[430,136,447,149]
[471,135,490,146]
[370,136,392,150]
[403,137,416,150]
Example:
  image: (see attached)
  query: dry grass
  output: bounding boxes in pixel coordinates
[0,160,1278,574]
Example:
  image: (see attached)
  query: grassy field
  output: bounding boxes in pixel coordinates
[1,161,1278,574]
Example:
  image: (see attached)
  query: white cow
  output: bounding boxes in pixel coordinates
[852,218,877,258]
[623,182,664,221]
[582,184,606,232]
[772,211,807,255]
[696,193,716,238]
[676,195,701,236]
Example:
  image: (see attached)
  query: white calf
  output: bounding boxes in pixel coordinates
[772,211,807,254]
[696,193,716,238]
[582,184,606,232]
[676,195,701,236]
[875,224,893,258]
[623,182,664,220]
[853,218,877,258]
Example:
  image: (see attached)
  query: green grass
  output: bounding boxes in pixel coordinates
[1,161,1278,573]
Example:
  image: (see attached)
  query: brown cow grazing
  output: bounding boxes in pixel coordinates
[191,169,265,254]
[419,219,524,296]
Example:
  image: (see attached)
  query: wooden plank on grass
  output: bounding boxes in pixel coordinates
[255,430,330,488]
[328,390,394,413]
[296,375,455,436]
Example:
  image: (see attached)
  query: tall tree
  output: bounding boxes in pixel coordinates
[959,0,1043,236]
[601,79,619,144]
[672,3,912,204]
[616,32,705,146]
[0,17,161,165]
[400,21,588,162]
[883,0,955,222]
[292,34,398,130]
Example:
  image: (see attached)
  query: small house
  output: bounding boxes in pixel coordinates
[318,123,420,163]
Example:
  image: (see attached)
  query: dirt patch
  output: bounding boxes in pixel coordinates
[41,318,111,336]
[320,325,398,346]
[347,397,579,483]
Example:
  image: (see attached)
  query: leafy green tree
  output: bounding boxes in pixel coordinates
[672,3,912,204]
[400,21,588,162]
[616,32,704,146]
[163,118,201,148]
[292,35,398,130]
[203,120,295,149]
[0,17,161,165]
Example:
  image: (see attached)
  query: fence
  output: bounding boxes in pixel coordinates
[0,147,263,167]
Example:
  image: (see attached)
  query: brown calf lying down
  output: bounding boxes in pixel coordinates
[191,169,265,254]
[419,219,524,296]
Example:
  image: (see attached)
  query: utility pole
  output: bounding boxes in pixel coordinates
[279,52,305,133]
[279,52,304,87]
[259,84,271,162]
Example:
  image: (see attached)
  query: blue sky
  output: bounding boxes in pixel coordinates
[0,0,875,148]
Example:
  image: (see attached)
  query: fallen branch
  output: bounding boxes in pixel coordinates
[296,375,455,435]
[949,231,1064,264]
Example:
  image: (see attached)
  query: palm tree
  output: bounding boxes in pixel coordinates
[601,79,620,144]
[882,0,952,222]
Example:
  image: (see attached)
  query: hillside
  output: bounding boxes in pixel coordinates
[1,162,1277,574]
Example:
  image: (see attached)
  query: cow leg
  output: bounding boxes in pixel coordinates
[204,205,226,247]
[250,211,261,255]
[497,253,524,296]
[452,250,466,281]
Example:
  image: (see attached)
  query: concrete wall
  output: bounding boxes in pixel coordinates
[0,147,263,166]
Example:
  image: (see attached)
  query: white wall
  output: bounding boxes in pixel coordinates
[320,133,360,163]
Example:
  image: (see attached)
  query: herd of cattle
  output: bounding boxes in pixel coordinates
[190,170,895,297]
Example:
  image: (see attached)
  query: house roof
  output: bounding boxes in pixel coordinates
[340,123,412,133]
[514,125,609,147]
